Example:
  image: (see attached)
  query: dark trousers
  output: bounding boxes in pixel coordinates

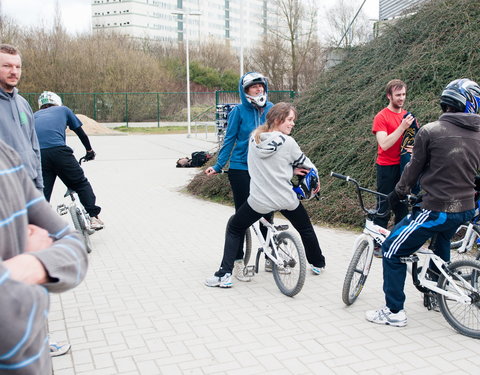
[41,146,101,217]
[227,169,272,259]
[375,164,408,228]
[215,201,325,277]
[381,207,474,312]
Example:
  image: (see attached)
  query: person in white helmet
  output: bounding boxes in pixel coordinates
[34,91,104,230]
[204,72,274,280]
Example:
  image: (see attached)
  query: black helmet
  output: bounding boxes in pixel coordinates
[440,78,480,114]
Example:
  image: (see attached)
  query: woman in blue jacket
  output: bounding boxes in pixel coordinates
[205,72,274,280]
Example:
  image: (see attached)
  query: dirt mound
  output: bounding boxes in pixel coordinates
[66,114,123,135]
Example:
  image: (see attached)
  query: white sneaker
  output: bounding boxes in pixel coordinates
[233,259,251,282]
[310,264,324,275]
[365,306,407,327]
[205,273,233,288]
[49,341,71,357]
[90,216,104,231]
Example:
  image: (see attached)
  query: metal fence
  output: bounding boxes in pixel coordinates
[23,90,295,126]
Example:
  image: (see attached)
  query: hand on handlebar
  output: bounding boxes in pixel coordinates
[387,190,405,211]
[84,150,96,161]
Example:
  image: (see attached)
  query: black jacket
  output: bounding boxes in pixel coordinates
[396,112,480,212]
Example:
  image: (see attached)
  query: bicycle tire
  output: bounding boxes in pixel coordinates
[437,259,480,339]
[342,237,373,306]
[69,206,93,254]
[226,215,252,266]
[272,231,306,297]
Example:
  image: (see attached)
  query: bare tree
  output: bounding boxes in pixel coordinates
[325,0,371,47]
[250,0,324,92]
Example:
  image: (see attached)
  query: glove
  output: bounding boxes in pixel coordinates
[84,150,96,161]
[387,190,405,211]
[475,175,480,191]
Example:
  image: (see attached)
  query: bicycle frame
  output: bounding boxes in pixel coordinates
[409,248,476,304]
[249,217,288,269]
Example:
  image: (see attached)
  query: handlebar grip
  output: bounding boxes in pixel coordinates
[330,171,349,181]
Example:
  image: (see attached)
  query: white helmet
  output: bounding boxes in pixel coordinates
[38,91,62,109]
[242,72,268,107]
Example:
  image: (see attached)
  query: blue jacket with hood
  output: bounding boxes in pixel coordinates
[213,72,274,172]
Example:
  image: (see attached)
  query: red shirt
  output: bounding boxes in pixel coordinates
[372,107,407,165]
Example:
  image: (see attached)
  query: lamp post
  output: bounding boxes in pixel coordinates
[172,9,202,138]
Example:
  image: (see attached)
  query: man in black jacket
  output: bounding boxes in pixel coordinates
[365,78,480,327]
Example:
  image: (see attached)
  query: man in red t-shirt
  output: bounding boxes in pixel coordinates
[372,79,415,231]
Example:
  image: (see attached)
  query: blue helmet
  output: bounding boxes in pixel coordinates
[440,78,480,114]
[293,169,319,200]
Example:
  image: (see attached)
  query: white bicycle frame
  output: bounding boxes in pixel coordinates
[359,219,474,305]
[249,217,289,269]
[352,218,390,276]
[408,248,476,304]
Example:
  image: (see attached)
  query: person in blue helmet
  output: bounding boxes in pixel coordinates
[366,78,480,328]
[205,72,275,280]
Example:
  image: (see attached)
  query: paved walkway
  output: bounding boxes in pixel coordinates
[49,134,480,375]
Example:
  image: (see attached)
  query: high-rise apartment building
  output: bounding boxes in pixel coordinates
[91,0,268,50]
[379,0,429,20]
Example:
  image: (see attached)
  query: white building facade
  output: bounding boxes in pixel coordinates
[91,0,268,50]
[379,0,430,20]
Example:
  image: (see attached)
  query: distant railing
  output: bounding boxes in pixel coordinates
[23,90,296,127]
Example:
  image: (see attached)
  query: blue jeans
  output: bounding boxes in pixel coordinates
[382,207,475,312]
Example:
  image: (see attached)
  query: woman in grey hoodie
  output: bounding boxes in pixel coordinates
[205,102,326,287]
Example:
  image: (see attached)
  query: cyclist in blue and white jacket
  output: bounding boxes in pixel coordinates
[205,72,274,280]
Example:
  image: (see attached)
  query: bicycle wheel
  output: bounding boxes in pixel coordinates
[437,259,480,338]
[226,215,252,265]
[450,225,479,261]
[70,206,93,254]
[342,236,373,306]
[272,231,306,297]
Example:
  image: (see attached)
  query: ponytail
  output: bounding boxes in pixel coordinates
[252,102,297,144]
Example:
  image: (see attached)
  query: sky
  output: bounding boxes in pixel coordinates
[1,0,379,36]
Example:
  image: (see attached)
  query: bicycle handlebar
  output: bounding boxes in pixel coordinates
[330,171,388,217]
[330,172,350,182]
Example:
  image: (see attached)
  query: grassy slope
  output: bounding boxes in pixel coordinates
[188,0,480,228]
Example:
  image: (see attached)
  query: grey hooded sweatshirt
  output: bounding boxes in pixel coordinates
[396,112,480,212]
[0,87,43,189]
[0,140,88,374]
[247,131,317,214]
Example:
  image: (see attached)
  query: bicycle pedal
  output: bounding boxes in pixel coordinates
[400,254,419,263]
[244,265,255,277]
[56,204,68,215]
[274,225,289,231]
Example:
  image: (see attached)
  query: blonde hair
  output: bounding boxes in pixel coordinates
[253,102,297,143]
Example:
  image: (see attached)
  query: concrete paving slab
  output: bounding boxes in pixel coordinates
[49,134,480,374]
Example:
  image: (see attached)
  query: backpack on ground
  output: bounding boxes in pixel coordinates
[176,151,212,168]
